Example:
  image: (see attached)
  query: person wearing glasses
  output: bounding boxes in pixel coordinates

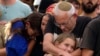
[43,1,91,56]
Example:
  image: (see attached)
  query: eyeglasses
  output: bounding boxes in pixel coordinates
[54,16,73,28]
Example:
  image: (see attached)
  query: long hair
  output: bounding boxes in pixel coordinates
[5,12,44,42]
[25,12,44,37]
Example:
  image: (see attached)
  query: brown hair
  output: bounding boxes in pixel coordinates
[5,12,44,41]
[25,12,44,36]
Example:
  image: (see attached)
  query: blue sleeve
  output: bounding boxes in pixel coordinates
[6,34,28,56]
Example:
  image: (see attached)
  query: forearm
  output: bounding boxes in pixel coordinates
[24,40,36,56]
[71,48,81,56]
[43,41,67,56]
[81,49,94,56]
[43,33,68,56]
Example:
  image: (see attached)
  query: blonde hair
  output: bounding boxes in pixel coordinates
[4,22,12,43]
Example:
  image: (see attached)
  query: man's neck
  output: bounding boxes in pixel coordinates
[81,11,98,19]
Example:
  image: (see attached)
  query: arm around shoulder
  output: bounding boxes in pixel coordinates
[43,33,71,56]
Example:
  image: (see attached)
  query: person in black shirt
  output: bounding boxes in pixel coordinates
[43,1,91,56]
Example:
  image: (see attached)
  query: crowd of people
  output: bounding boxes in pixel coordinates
[0,0,100,56]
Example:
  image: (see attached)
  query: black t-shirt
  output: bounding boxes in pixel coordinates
[44,15,62,34]
[45,15,91,38]
[72,16,92,37]
[80,16,100,56]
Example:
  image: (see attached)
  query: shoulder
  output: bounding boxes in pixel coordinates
[88,17,100,27]
[76,16,92,27]
[16,0,31,9]
[75,16,92,29]
[7,34,27,48]
[77,16,91,22]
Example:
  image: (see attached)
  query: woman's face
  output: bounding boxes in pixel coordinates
[55,38,76,53]
[41,15,49,34]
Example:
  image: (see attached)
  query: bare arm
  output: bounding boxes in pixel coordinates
[24,39,36,56]
[81,49,94,56]
[71,48,81,56]
[0,48,6,56]
[43,33,72,56]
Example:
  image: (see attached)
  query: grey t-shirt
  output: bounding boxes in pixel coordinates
[80,16,100,56]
